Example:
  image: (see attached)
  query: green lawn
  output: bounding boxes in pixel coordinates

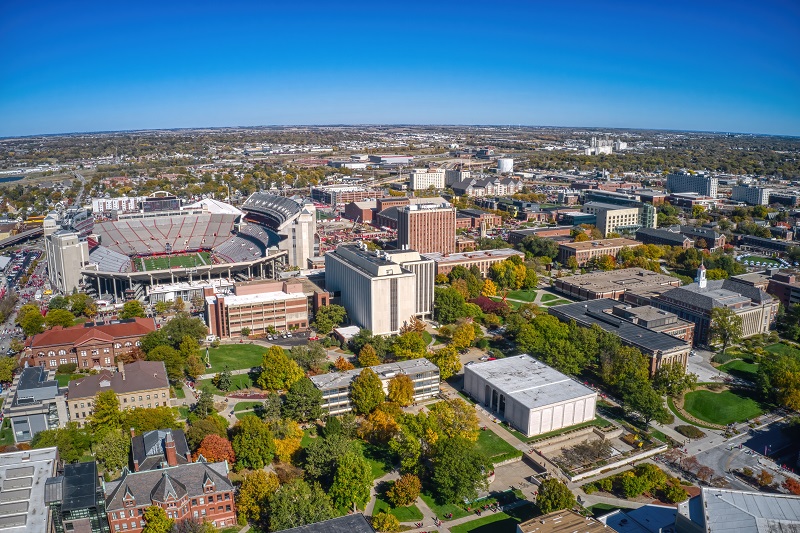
[197,373,255,395]
[422,330,433,345]
[135,252,211,271]
[542,299,570,307]
[718,360,759,380]
[233,401,262,412]
[357,441,395,479]
[507,289,537,302]
[539,293,560,303]
[683,390,766,425]
[765,343,800,359]
[177,406,191,419]
[372,496,424,521]
[475,429,523,465]
[201,344,268,373]
[300,429,316,449]
[587,503,632,518]
[420,492,471,520]
[506,416,611,443]
[235,411,258,420]
[448,503,539,533]
[0,419,14,446]
[174,386,186,399]
[55,373,83,387]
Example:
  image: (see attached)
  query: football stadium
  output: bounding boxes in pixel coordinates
[79,193,314,301]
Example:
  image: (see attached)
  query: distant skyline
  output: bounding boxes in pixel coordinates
[1,0,799,138]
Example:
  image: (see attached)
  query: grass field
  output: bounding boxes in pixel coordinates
[718,360,759,380]
[765,343,800,359]
[475,429,523,465]
[448,502,539,533]
[174,386,186,399]
[201,344,269,373]
[233,401,262,412]
[0,419,13,446]
[420,492,471,521]
[542,299,570,307]
[55,373,82,387]
[372,496,424,521]
[506,289,537,302]
[357,441,396,479]
[197,373,256,395]
[741,256,781,267]
[539,293,560,303]
[683,390,765,425]
[135,252,211,272]
[506,416,611,443]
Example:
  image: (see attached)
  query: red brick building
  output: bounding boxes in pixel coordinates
[22,318,156,370]
[105,447,236,532]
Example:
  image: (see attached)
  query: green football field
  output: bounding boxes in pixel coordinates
[135,252,211,271]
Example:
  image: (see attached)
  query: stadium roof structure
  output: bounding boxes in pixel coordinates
[464,355,595,410]
[242,193,303,229]
[182,198,244,217]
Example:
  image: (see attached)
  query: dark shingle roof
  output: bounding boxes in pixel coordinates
[68,360,169,400]
[131,429,191,471]
[276,514,375,533]
[658,279,772,311]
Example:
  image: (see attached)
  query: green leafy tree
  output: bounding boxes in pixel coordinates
[387,374,415,406]
[178,335,200,359]
[154,301,170,315]
[124,406,181,434]
[91,390,123,432]
[231,416,275,470]
[758,353,800,410]
[236,470,280,526]
[431,437,490,504]
[241,327,251,337]
[193,389,215,418]
[18,305,45,336]
[358,343,381,367]
[69,293,95,317]
[268,479,336,531]
[433,287,466,324]
[212,367,233,392]
[258,346,304,391]
[311,304,347,335]
[119,300,146,319]
[653,362,698,397]
[143,506,174,533]
[537,478,576,513]
[31,422,91,463]
[283,377,323,422]
[140,330,169,354]
[371,512,400,533]
[304,433,355,483]
[160,313,207,348]
[146,345,185,382]
[262,392,282,422]
[709,307,743,356]
[94,428,131,475]
[0,356,17,383]
[185,355,205,380]
[186,417,227,450]
[48,295,70,310]
[622,380,670,426]
[427,345,461,380]
[350,368,385,414]
[45,308,75,328]
[392,331,427,360]
[330,450,373,509]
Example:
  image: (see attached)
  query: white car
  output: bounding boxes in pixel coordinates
[479,355,490,361]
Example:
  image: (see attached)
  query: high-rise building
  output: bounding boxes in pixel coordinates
[731,184,772,205]
[45,230,90,294]
[666,171,718,198]
[397,202,456,255]
[324,244,434,335]
[408,168,445,190]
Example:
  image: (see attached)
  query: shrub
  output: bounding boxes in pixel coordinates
[662,483,689,503]
[57,363,77,374]
[597,476,614,492]
[675,425,706,439]
[712,352,733,364]
[582,483,598,494]
[741,467,753,478]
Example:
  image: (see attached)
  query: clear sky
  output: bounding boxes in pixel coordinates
[1,0,799,137]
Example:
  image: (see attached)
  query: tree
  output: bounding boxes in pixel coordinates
[622,381,670,426]
[312,304,347,334]
[427,345,461,379]
[186,355,205,380]
[304,434,355,482]
[434,287,467,324]
[172,297,186,313]
[193,389,215,418]
[31,423,91,463]
[392,331,427,360]
[481,279,497,297]
[697,466,715,483]
[0,356,17,383]
[757,353,800,410]
[241,327,251,338]
[431,437,490,504]
[330,450,372,509]
[91,390,122,432]
[123,407,182,434]
[291,343,327,372]
[18,306,44,337]
[450,321,476,351]
[236,470,280,526]
[386,474,421,507]
[709,307,743,356]
[653,362,698,397]
[387,375,415,406]
[371,512,400,533]
[262,392,282,422]
[160,313,207,348]
[783,478,800,495]
[283,377,323,422]
[197,434,235,463]
[186,417,227,450]
[567,256,579,271]
[178,335,200,360]
[537,478,576,513]
[94,429,130,475]
[756,469,773,487]
[146,345,185,383]
[143,506,174,533]
[350,368,385,414]
[155,300,170,315]
[334,356,355,371]
[268,479,336,532]
[358,405,400,444]
[140,330,169,354]
[48,295,70,310]
[212,367,232,392]
[119,300,146,319]
[429,398,480,442]
[45,308,75,328]
[68,293,95,317]
[358,343,381,367]
[258,346,304,391]
[231,416,275,470]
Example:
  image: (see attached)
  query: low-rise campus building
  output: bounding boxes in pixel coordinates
[4,366,66,443]
[553,268,682,302]
[310,358,440,415]
[421,248,525,277]
[463,355,597,438]
[557,238,640,267]
[67,361,170,426]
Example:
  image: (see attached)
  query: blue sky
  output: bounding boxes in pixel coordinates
[1,0,798,137]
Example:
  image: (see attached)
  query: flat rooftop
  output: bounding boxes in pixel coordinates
[421,248,524,263]
[215,290,306,306]
[696,487,800,533]
[519,509,608,533]
[310,358,438,390]
[0,447,58,533]
[465,355,595,410]
[559,238,640,251]
[556,268,681,293]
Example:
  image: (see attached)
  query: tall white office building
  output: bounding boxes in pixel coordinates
[45,231,89,294]
[731,185,772,206]
[666,171,718,198]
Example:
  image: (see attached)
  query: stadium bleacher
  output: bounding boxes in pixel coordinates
[88,245,132,273]
[241,193,301,229]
